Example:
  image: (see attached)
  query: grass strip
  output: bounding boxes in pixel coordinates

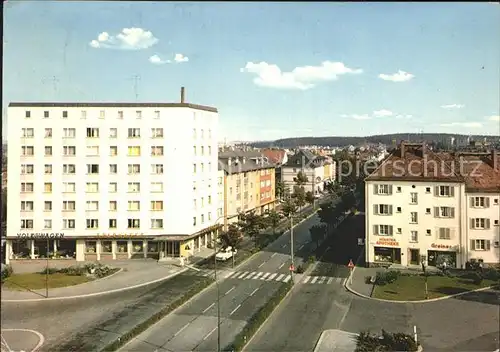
[101,277,214,352]
[223,281,293,352]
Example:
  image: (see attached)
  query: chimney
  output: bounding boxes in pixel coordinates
[180,87,185,103]
[400,141,406,158]
[228,157,232,166]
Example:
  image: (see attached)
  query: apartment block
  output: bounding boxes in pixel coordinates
[218,150,276,228]
[365,141,500,268]
[281,149,335,195]
[5,88,221,263]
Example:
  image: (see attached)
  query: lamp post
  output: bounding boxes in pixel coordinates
[290,214,294,283]
[213,215,227,352]
[421,255,428,299]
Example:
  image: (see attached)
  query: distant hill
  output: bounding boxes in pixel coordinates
[249,133,499,148]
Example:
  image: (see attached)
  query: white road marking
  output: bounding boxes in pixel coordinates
[283,275,292,283]
[278,263,285,269]
[319,276,327,284]
[276,274,285,281]
[299,244,304,250]
[271,253,277,257]
[225,287,235,295]
[230,304,241,316]
[254,272,263,279]
[203,327,217,340]
[202,303,215,313]
[174,322,191,336]
[258,262,265,268]
[245,272,256,279]
[1,329,45,352]
[336,277,342,283]
[250,288,259,296]
[224,271,237,279]
[303,276,311,283]
[281,244,287,248]
[237,272,249,279]
[326,246,331,251]
[261,272,271,279]
[327,277,334,284]
[267,273,278,281]
[311,277,319,284]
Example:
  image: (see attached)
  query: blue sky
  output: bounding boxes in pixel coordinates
[3,1,500,141]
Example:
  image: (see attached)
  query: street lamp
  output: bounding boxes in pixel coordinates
[420,255,429,299]
[212,215,225,352]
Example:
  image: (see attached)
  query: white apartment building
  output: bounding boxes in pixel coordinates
[365,142,500,268]
[281,149,335,195]
[5,88,221,263]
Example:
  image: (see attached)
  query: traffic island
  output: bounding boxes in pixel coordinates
[371,269,499,302]
[224,281,293,352]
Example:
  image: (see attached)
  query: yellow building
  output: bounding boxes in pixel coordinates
[219,150,276,229]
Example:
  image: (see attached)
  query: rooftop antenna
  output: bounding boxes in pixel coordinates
[128,75,141,101]
[42,76,59,100]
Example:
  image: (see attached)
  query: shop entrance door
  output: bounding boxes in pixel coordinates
[410,249,420,265]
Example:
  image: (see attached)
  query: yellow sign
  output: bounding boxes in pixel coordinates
[376,238,399,247]
[96,233,145,238]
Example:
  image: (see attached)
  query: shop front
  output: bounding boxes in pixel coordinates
[427,243,457,268]
[373,237,401,264]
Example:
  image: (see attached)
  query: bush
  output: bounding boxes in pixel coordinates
[1,264,13,283]
[356,330,418,352]
[295,265,305,274]
[59,266,87,276]
[308,255,316,263]
[482,268,500,281]
[470,272,483,285]
[225,282,292,351]
[374,270,400,286]
[38,267,59,275]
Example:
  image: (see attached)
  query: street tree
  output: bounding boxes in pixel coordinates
[293,185,306,211]
[318,201,341,232]
[341,191,357,213]
[305,191,315,206]
[219,224,243,268]
[281,197,298,218]
[293,171,309,186]
[309,224,326,249]
[238,211,266,248]
[265,209,281,235]
[324,181,342,198]
[275,181,285,201]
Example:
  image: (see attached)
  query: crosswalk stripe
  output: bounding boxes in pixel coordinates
[267,273,278,281]
[254,272,263,279]
[336,277,342,283]
[261,272,271,279]
[224,271,237,279]
[327,277,333,284]
[283,275,292,283]
[303,276,311,283]
[245,272,256,279]
[276,274,285,281]
[311,277,319,284]
[238,272,249,279]
[317,277,325,284]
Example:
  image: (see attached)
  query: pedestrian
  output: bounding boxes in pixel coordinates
[478,261,483,273]
[442,260,447,274]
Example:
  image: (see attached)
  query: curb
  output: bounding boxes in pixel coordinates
[1,266,190,303]
[345,275,498,304]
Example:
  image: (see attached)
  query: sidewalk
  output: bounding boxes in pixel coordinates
[1,248,214,301]
[345,266,382,298]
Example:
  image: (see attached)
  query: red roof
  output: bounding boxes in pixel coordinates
[261,149,286,164]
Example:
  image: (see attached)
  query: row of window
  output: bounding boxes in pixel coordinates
[20,218,164,230]
[259,180,272,188]
[375,184,455,197]
[25,109,160,120]
[374,225,453,239]
[374,205,456,219]
[21,181,163,193]
[21,200,167,212]
[21,127,212,139]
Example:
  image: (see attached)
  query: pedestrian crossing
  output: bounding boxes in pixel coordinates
[195,269,344,285]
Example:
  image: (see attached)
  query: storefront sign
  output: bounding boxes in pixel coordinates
[431,243,453,250]
[96,233,145,238]
[376,238,399,247]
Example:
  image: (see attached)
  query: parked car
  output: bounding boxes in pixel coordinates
[215,246,237,261]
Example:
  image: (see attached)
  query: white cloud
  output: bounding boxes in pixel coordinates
[373,109,393,117]
[486,115,500,122]
[174,53,189,63]
[378,70,414,82]
[89,27,158,50]
[149,55,170,65]
[240,61,362,90]
[440,122,483,128]
[350,114,372,120]
[395,114,413,119]
[441,104,465,109]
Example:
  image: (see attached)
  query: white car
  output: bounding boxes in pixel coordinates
[215,246,237,261]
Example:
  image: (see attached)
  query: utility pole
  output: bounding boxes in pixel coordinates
[213,241,221,352]
[290,215,294,283]
[128,75,141,101]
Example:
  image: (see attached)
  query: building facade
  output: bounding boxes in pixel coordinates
[281,149,335,195]
[5,92,220,263]
[365,141,500,268]
[218,150,276,228]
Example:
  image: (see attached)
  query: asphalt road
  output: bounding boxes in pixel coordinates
[1,274,210,351]
[245,214,500,352]
[244,215,364,352]
[120,212,324,352]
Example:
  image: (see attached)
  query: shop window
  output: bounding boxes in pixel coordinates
[85,241,96,253]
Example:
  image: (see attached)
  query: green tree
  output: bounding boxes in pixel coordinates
[238,211,266,248]
[265,209,281,235]
[293,171,308,186]
[341,191,357,213]
[281,197,298,218]
[324,181,342,198]
[293,185,306,210]
[219,224,243,267]
[305,191,315,206]
[275,181,285,201]
[309,224,326,249]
